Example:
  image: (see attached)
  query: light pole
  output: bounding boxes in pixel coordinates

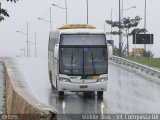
[122,6,136,56]
[17,30,28,57]
[17,28,37,57]
[27,22,29,57]
[49,7,52,29]
[0,2,2,18]
[86,0,88,24]
[38,7,52,30]
[20,48,25,57]
[144,0,147,51]
[111,8,113,40]
[118,0,136,57]
[52,0,68,24]
[144,0,146,31]
[16,22,29,57]
[65,0,68,24]
[119,0,122,57]
[35,32,37,57]
[25,33,37,57]
[0,2,1,13]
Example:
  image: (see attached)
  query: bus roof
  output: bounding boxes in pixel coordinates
[58,24,96,29]
[58,28,106,34]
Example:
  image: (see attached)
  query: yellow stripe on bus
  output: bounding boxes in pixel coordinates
[58,24,96,29]
[92,76,99,80]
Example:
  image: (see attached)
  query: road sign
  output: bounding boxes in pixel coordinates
[107,40,114,47]
[133,34,153,44]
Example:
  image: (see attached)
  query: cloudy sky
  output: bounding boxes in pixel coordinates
[0,0,160,57]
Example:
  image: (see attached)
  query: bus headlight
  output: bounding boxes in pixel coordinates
[59,77,70,82]
[97,77,108,82]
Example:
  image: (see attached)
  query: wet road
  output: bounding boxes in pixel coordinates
[0,63,5,114]
[15,58,160,114]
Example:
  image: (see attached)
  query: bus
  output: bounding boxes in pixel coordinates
[48,24,112,98]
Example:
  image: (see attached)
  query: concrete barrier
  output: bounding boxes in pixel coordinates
[3,58,57,120]
[110,56,160,84]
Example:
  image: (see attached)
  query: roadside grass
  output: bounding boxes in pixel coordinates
[126,57,160,68]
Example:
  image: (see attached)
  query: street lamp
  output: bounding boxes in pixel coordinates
[122,6,136,11]
[25,33,37,57]
[121,6,136,19]
[16,30,29,57]
[52,0,68,24]
[38,18,51,22]
[121,5,136,56]
[119,0,136,57]
[20,48,25,57]
[16,22,29,57]
[17,30,37,57]
[37,7,52,30]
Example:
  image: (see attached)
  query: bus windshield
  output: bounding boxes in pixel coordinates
[59,34,108,76]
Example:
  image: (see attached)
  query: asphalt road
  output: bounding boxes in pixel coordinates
[15,58,160,114]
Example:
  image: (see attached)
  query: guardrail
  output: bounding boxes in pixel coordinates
[110,56,160,80]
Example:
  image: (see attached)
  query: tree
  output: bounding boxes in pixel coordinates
[0,0,18,22]
[106,16,147,56]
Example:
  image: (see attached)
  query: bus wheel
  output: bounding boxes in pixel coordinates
[97,91,103,98]
[58,91,64,96]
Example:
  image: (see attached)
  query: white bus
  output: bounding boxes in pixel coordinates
[48,24,111,98]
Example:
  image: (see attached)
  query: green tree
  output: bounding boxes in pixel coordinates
[0,0,18,22]
[106,16,147,56]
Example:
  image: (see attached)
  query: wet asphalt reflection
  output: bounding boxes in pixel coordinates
[47,63,160,114]
[49,90,106,114]
[16,58,160,114]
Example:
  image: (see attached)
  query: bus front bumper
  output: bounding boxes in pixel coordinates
[57,81,107,92]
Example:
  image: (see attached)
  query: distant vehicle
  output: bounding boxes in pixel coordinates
[48,24,112,98]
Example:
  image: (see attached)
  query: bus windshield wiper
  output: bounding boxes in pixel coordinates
[71,49,74,74]
[91,52,96,74]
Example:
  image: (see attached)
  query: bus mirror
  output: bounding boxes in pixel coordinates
[108,44,113,59]
[54,44,59,59]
